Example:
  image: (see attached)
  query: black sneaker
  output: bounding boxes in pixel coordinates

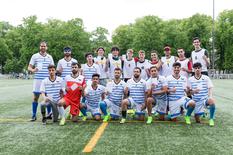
[42,117,47,125]
[30,116,37,122]
[46,113,53,120]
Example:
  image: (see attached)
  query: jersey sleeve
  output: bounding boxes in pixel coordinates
[146,79,152,90]
[207,77,214,88]
[183,77,188,90]
[29,54,36,66]
[56,60,62,70]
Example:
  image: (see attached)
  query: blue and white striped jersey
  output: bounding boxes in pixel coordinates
[29,53,54,80]
[56,58,77,78]
[106,80,127,106]
[166,75,187,101]
[188,75,213,101]
[127,78,147,104]
[85,84,105,108]
[40,76,63,102]
[82,63,100,82]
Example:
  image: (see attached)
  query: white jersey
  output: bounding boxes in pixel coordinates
[191,49,208,72]
[166,75,187,101]
[136,59,151,80]
[123,58,136,79]
[40,76,63,102]
[94,56,107,79]
[127,78,147,104]
[82,63,100,82]
[160,56,176,77]
[188,75,213,101]
[85,84,105,109]
[176,58,189,78]
[106,80,127,106]
[108,57,122,79]
[57,58,77,78]
[29,53,54,80]
[146,76,167,101]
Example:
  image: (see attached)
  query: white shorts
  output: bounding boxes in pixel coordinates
[153,97,167,115]
[104,99,121,117]
[169,96,194,119]
[85,103,101,116]
[194,98,208,116]
[128,97,145,115]
[33,79,42,94]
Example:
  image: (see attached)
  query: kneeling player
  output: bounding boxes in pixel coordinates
[166,62,195,124]
[146,66,168,124]
[188,62,216,126]
[80,74,105,121]
[120,67,147,123]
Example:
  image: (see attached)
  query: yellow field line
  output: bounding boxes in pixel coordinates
[82,122,108,153]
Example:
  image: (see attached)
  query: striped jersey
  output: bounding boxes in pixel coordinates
[40,76,63,102]
[188,75,213,101]
[29,53,54,80]
[85,84,105,108]
[146,76,167,100]
[166,75,187,101]
[127,78,147,104]
[82,63,100,82]
[106,80,127,106]
[56,58,77,78]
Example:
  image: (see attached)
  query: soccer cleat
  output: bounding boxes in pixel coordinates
[146,116,153,124]
[46,113,53,120]
[42,117,46,125]
[59,117,66,126]
[103,115,110,122]
[30,116,37,122]
[209,119,214,126]
[120,118,126,124]
[66,113,71,120]
[82,116,87,121]
[185,116,191,125]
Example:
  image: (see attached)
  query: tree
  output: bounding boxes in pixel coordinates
[0,38,12,73]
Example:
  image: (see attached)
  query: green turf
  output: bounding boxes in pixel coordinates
[0,79,233,155]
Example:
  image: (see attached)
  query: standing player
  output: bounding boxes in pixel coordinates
[150,50,162,70]
[160,46,177,77]
[120,67,147,123]
[56,47,77,78]
[100,68,127,122]
[107,46,122,79]
[80,74,105,121]
[28,41,54,121]
[136,50,151,80]
[166,62,195,124]
[40,65,65,125]
[58,62,86,125]
[146,66,167,124]
[188,62,216,126]
[176,48,192,78]
[191,37,210,76]
[122,49,136,82]
[94,47,108,86]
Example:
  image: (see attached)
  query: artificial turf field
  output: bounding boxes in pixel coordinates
[0,79,233,155]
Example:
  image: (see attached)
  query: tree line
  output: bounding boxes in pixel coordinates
[0,10,233,74]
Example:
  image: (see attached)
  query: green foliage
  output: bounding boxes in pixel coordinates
[3,58,23,73]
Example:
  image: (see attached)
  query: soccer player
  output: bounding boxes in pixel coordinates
[107,46,122,79]
[120,67,147,123]
[40,65,65,125]
[135,50,151,80]
[28,41,54,121]
[176,48,192,78]
[94,47,108,86]
[82,52,100,83]
[166,62,195,124]
[80,74,105,121]
[160,46,177,77]
[150,50,161,70]
[146,66,167,124]
[122,49,136,82]
[56,47,78,78]
[191,37,210,76]
[188,62,216,126]
[58,62,86,125]
[100,68,127,122]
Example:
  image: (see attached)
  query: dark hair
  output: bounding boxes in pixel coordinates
[71,62,81,68]
[173,62,181,67]
[63,46,72,52]
[193,37,200,42]
[92,73,100,78]
[96,47,105,52]
[48,64,56,70]
[193,62,202,68]
[85,52,93,58]
[134,67,141,73]
[111,46,119,52]
[150,66,158,71]
[114,67,122,72]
